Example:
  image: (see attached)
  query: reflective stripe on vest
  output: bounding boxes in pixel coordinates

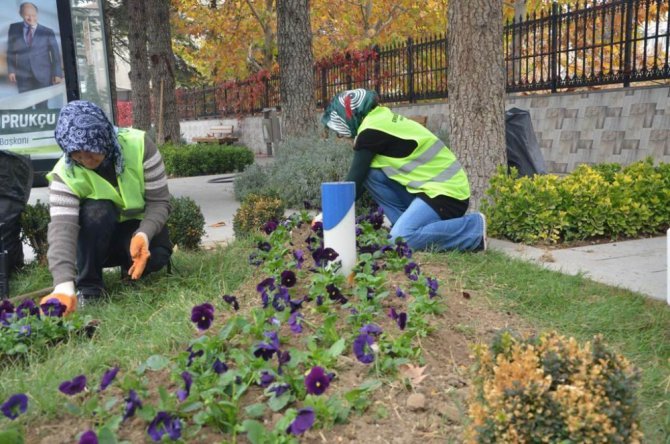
[360,107,470,200]
[47,129,146,222]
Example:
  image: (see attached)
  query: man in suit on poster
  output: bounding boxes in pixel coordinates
[7,2,63,109]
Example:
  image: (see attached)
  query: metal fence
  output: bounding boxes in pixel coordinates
[176,0,670,119]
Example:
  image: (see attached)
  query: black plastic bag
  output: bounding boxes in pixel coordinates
[0,151,33,282]
[505,107,547,177]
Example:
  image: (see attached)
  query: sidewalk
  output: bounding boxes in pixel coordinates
[27,172,668,304]
[489,236,668,303]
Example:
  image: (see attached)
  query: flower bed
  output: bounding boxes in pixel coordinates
[2,208,451,442]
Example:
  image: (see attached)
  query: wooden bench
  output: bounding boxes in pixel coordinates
[408,115,428,127]
[192,124,240,145]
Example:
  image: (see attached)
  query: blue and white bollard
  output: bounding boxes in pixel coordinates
[322,182,356,276]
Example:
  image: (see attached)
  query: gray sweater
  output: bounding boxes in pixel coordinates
[47,134,171,286]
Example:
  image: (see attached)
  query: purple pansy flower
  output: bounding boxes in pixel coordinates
[289,297,305,313]
[147,411,182,442]
[0,300,14,318]
[288,312,304,334]
[326,284,348,305]
[248,252,263,266]
[388,308,408,330]
[280,270,296,288]
[293,249,304,269]
[259,371,275,388]
[395,240,413,258]
[426,277,439,298]
[41,298,66,317]
[18,325,31,336]
[287,407,315,435]
[305,366,330,395]
[404,262,420,281]
[176,371,192,401]
[99,367,119,391]
[277,350,291,375]
[213,358,228,374]
[257,241,272,252]
[190,303,215,331]
[268,383,290,397]
[312,247,339,267]
[395,286,406,298]
[123,390,142,421]
[59,375,87,395]
[316,295,324,306]
[359,324,383,336]
[186,346,204,367]
[254,331,280,361]
[353,334,375,364]
[16,300,39,319]
[1,393,28,420]
[263,219,278,235]
[222,294,240,311]
[79,430,98,444]
[311,221,323,236]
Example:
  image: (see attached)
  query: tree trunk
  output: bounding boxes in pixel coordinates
[126,0,151,130]
[447,0,506,210]
[103,0,118,124]
[277,0,317,137]
[147,0,181,144]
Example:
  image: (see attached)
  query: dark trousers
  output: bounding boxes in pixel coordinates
[17,75,49,109]
[76,199,172,296]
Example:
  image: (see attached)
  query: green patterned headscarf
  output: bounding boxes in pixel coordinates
[321,89,379,138]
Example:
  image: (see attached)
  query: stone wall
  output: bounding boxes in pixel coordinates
[180,85,670,173]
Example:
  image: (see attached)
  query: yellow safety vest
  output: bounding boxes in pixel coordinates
[47,128,146,221]
[360,107,470,200]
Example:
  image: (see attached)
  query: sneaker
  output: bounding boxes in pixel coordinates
[476,212,487,252]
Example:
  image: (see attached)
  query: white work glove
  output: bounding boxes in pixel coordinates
[311,213,323,229]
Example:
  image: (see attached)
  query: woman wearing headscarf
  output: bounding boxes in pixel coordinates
[321,88,486,253]
[40,100,172,313]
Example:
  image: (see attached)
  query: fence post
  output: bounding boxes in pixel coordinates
[407,37,414,102]
[372,44,381,97]
[321,65,328,109]
[623,0,634,87]
[345,52,353,90]
[263,77,269,110]
[550,2,559,93]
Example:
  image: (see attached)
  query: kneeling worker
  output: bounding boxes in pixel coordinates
[41,100,172,313]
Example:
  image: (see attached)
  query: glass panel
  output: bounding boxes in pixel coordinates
[69,0,112,119]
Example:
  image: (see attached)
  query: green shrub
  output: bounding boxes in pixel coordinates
[160,143,254,177]
[467,331,642,443]
[167,196,205,250]
[20,200,50,265]
[482,159,670,244]
[233,193,285,237]
[234,133,354,208]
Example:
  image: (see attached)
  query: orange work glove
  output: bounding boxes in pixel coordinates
[40,281,77,315]
[128,232,150,280]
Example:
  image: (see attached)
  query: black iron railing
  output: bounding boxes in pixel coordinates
[176,0,670,119]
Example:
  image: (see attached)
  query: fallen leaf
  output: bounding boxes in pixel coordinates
[399,364,428,388]
[462,291,471,299]
[210,221,227,227]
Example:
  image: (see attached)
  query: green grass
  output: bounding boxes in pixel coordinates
[436,250,670,443]
[0,241,254,419]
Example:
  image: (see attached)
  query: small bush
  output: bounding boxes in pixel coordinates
[482,159,670,244]
[233,193,285,237]
[161,143,254,177]
[234,133,354,208]
[467,331,642,443]
[20,200,50,265]
[167,196,205,249]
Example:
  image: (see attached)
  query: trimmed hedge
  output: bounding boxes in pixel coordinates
[232,192,286,237]
[482,159,670,244]
[167,196,206,250]
[160,143,254,177]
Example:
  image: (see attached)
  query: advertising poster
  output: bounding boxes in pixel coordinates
[0,1,67,160]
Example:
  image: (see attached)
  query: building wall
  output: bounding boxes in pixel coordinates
[180,85,670,173]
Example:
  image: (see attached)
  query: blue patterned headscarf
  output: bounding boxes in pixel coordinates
[54,100,123,174]
[321,89,379,138]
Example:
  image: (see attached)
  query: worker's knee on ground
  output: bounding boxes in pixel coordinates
[144,245,172,275]
[79,199,118,229]
[390,225,421,249]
